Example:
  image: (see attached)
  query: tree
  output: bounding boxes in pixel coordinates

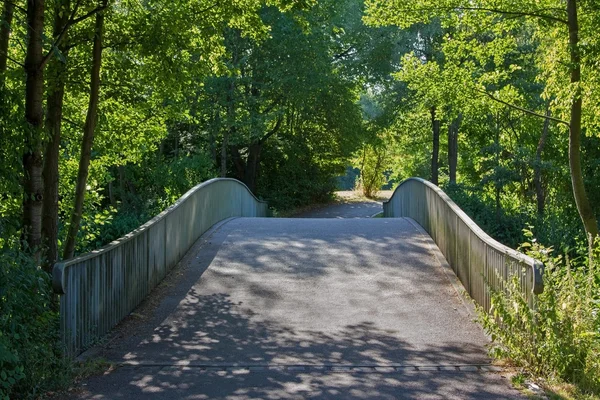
[197,2,365,196]
[365,0,599,241]
[0,1,14,84]
[42,0,72,268]
[63,0,108,260]
[22,0,46,257]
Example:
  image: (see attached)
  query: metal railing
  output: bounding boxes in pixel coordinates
[53,178,269,356]
[383,178,544,311]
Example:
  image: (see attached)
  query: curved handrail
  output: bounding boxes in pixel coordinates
[53,178,269,356]
[53,178,267,294]
[384,178,543,309]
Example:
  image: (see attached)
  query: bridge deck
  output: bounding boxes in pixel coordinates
[71,217,525,399]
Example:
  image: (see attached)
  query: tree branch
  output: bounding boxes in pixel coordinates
[401,6,568,25]
[3,0,26,14]
[1,51,24,67]
[259,114,284,144]
[70,3,107,26]
[474,87,570,127]
[193,2,219,16]
[334,46,356,60]
[260,97,282,116]
[40,1,109,70]
[458,6,568,24]
[62,116,83,129]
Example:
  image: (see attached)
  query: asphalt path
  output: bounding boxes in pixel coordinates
[66,209,525,399]
[294,192,387,218]
[295,201,382,218]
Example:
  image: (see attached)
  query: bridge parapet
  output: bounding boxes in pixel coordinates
[384,178,543,312]
[53,178,269,356]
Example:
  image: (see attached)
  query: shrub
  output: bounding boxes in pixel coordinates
[355,144,390,198]
[0,247,70,399]
[480,231,600,395]
[258,140,340,212]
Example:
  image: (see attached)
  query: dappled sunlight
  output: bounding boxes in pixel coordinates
[73,217,523,399]
[80,363,522,399]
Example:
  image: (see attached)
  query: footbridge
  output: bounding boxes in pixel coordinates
[53,178,544,399]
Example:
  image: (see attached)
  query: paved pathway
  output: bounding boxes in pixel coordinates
[295,192,387,219]
[68,210,524,399]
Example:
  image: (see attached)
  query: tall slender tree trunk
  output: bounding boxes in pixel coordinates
[63,0,107,260]
[209,104,217,168]
[118,165,127,204]
[23,0,46,256]
[448,113,462,185]
[42,0,71,270]
[566,0,598,241]
[221,127,229,177]
[221,80,235,178]
[245,143,262,193]
[534,107,551,216]
[229,145,242,178]
[494,113,501,224]
[430,107,440,185]
[0,1,14,83]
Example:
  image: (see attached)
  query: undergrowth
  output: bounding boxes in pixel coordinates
[0,246,72,399]
[479,231,600,397]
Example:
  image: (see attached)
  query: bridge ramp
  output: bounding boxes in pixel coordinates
[71,217,525,399]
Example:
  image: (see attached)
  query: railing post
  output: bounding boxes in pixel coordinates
[468,226,472,297]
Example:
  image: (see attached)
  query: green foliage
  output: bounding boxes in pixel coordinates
[81,152,216,254]
[355,143,390,198]
[480,232,600,394]
[3,0,365,396]
[258,136,340,211]
[443,182,585,252]
[0,248,70,399]
[2,0,598,396]
[443,183,526,248]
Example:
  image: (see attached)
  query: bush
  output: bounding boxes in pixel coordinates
[78,153,216,254]
[480,232,600,395]
[443,183,584,251]
[258,140,341,212]
[0,247,70,399]
[355,144,390,198]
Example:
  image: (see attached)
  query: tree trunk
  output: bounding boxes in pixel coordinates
[63,0,107,260]
[23,0,46,256]
[448,113,462,185]
[222,80,235,178]
[209,105,217,168]
[534,107,550,215]
[0,1,14,82]
[118,165,126,202]
[495,185,501,224]
[42,0,71,270]
[430,107,440,185]
[245,143,262,193]
[229,145,245,180]
[220,127,229,177]
[108,179,116,206]
[566,0,598,241]
[494,112,501,223]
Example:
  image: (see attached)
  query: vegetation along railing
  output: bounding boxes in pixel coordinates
[383,178,544,311]
[53,178,270,356]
